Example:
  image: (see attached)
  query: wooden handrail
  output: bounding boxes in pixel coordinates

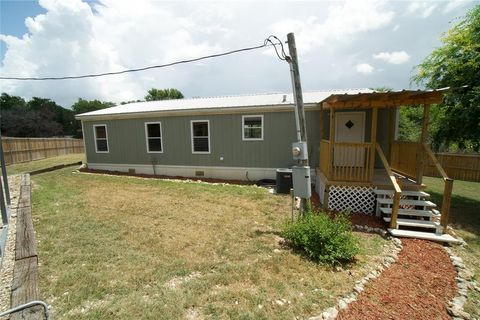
[424,143,453,233]
[376,143,402,229]
[424,143,448,179]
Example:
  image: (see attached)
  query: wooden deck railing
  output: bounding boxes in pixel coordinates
[332,142,372,182]
[390,140,421,179]
[319,140,373,183]
[376,143,402,229]
[320,140,330,178]
[424,144,453,233]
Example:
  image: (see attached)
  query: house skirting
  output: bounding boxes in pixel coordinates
[87,163,275,181]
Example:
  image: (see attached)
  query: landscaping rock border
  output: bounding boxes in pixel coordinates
[309,226,402,320]
[0,175,21,311]
[443,246,476,320]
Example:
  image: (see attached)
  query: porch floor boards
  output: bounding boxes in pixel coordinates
[316,168,425,190]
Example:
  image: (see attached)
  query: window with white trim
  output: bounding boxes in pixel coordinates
[242,115,263,140]
[191,120,210,153]
[94,124,109,153]
[145,122,163,153]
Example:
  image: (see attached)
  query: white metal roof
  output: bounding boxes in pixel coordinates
[76,89,373,119]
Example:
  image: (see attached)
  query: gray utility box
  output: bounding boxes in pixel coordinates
[292,141,308,161]
[292,166,311,198]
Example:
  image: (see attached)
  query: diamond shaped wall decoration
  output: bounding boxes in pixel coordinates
[345,120,354,129]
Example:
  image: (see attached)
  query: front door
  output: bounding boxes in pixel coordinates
[334,112,366,167]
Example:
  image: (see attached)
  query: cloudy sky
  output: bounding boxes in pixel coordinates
[0,0,477,108]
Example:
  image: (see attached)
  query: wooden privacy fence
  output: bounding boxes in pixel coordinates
[2,137,84,166]
[424,153,480,182]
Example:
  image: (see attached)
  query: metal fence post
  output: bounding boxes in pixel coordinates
[0,123,10,206]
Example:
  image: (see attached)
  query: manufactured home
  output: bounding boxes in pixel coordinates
[76,89,457,241]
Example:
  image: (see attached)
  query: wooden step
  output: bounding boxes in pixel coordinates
[374,189,430,197]
[380,208,439,218]
[383,218,439,229]
[377,198,437,207]
[387,228,462,244]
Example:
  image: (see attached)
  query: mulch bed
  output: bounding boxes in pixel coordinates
[311,191,386,229]
[338,239,457,320]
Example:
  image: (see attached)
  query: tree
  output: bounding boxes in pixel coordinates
[145,88,184,101]
[28,97,77,136]
[71,98,115,115]
[412,5,480,152]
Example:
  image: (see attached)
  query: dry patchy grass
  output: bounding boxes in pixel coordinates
[32,169,388,319]
[6,153,84,175]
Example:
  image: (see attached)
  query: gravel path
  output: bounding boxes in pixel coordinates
[0,175,21,311]
[338,238,457,320]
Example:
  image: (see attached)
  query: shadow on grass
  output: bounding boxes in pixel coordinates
[429,190,480,236]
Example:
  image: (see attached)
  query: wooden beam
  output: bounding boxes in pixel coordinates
[322,97,441,110]
[369,107,378,181]
[328,109,335,179]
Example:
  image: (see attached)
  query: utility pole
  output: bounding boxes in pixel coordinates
[286,32,311,212]
[287,33,308,149]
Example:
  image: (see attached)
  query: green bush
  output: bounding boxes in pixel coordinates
[282,211,359,265]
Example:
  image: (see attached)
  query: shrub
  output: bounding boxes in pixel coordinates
[282,211,359,265]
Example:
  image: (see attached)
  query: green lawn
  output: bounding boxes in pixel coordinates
[32,168,388,320]
[6,153,84,175]
[424,176,480,317]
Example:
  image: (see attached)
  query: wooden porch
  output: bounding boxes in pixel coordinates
[317,90,454,238]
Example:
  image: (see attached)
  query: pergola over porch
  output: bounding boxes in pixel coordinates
[317,89,453,233]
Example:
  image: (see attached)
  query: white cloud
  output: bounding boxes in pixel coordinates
[373,51,410,64]
[356,63,374,74]
[443,0,472,13]
[0,0,230,106]
[269,1,394,53]
[407,2,437,18]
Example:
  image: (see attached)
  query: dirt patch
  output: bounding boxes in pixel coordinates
[338,239,457,320]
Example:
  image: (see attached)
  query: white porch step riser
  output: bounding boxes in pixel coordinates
[380,208,440,218]
[383,217,440,229]
[374,189,430,198]
[387,229,461,244]
[377,198,437,207]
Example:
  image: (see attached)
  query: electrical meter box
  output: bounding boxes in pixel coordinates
[292,141,308,161]
[292,166,311,198]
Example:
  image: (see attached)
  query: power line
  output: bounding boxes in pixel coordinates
[0,36,287,81]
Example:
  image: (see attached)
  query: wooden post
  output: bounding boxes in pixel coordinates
[319,105,324,163]
[440,178,453,233]
[42,139,47,159]
[390,191,401,229]
[387,107,396,162]
[27,139,33,161]
[328,108,335,179]
[8,138,14,165]
[416,104,430,184]
[369,107,378,181]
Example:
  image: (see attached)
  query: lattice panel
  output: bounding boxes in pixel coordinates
[328,185,376,214]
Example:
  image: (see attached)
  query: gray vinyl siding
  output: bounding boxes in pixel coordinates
[83,110,321,169]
